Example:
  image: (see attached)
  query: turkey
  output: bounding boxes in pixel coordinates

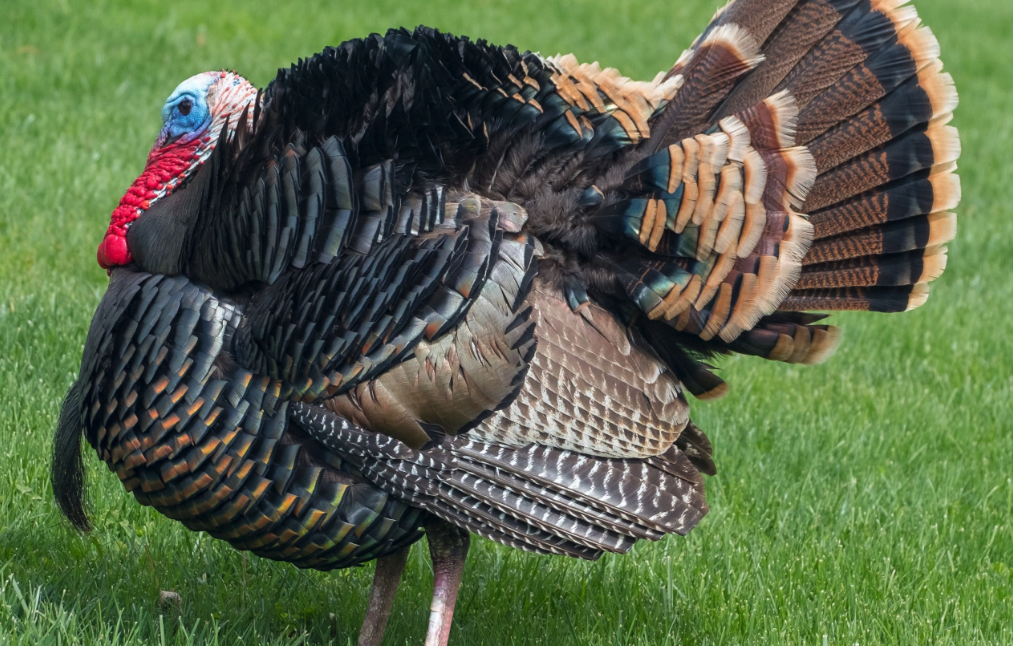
[52,0,960,644]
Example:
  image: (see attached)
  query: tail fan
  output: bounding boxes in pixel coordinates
[594,0,958,377]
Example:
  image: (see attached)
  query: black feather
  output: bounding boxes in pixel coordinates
[51,380,90,532]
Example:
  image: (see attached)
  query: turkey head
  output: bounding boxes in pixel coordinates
[97,70,257,273]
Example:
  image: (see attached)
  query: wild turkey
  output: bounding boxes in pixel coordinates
[53,0,960,644]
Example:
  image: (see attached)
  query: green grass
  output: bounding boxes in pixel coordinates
[1,0,1011,643]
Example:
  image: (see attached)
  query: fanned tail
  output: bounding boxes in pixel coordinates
[593,0,958,379]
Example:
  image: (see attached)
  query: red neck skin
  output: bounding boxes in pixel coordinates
[97,137,204,270]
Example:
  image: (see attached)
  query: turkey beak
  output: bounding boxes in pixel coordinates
[150,124,184,159]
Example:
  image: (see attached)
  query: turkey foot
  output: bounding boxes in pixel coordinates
[358,545,410,646]
[424,518,470,646]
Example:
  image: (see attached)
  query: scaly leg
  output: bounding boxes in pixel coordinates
[357,545,410,646]
[424,518,470,646]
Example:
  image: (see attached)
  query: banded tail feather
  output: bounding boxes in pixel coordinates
[797,246,948,289]
[807,167,960,239]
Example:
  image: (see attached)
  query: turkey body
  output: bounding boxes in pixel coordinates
[71,267,709,567]
[54,1,960,644]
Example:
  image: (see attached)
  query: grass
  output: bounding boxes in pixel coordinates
[1,0,1012,643]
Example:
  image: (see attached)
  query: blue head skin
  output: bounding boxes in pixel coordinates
[155,74,217,148]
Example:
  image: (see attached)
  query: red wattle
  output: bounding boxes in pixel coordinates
[97,234,131,269]
[98,137,202,269]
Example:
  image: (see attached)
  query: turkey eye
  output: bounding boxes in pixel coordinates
[178,99,193,116]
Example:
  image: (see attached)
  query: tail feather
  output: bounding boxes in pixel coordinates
[807,65,958,172]
[803,122,959,212]
[781,283,928,312]
[808,166,959,238]
[722,312,842,364]
[796,25,942,145]
[777,1,916,109]
[797,245,947,288]
[804,210,955,264]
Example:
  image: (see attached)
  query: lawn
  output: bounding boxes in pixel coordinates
[1,0,1012,643]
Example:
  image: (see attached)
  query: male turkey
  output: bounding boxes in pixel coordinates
[53,0,960,644]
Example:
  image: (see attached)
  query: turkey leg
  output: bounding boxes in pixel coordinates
[357,545,410,646]
[424,518,470,646]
